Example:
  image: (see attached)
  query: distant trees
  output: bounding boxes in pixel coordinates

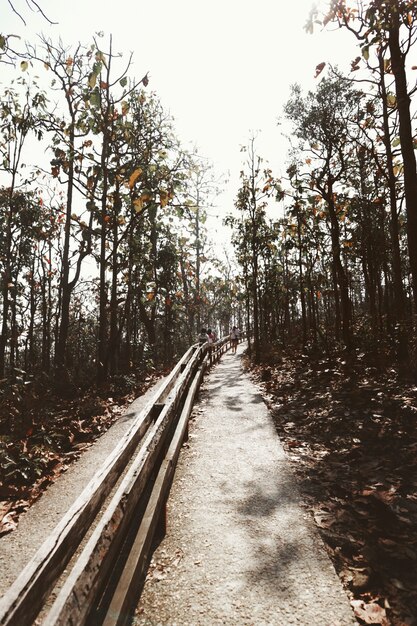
[227,136,281,362]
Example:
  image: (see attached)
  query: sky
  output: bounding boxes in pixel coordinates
[3,0,357,250]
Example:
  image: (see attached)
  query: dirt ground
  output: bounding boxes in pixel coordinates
[0,379,165,596]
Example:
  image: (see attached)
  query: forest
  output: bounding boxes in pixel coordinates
[231,3,417,624]
[1,1,417,625]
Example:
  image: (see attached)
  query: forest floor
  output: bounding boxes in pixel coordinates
[249,351,417,626]
[1,350,416,625]
[0,371,163,536]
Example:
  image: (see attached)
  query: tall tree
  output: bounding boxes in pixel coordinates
[0,84,46,376]
[285,76,361,349]
[326,0,417,309]
[229,136,280,361]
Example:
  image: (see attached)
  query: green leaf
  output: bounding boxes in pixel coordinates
[95,50,108,68]
[120,76,128,88]
[362,45,369,61]
[88,73,97,88]
[90,90,100,107]
[392,137,401,147]
[20,61,28,72]
[92,61,102,76]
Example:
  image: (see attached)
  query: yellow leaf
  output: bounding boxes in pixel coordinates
[20,61,28,72]
[393,163,404,177]
[141,192,152,203]
[133,198,144,213]
[159,190,168,207]
[129,168,142,189]
[146,292,155,301]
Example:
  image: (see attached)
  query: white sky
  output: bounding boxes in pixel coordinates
[3,0,357,249]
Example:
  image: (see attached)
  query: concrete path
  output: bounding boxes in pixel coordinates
[135,344,357,626]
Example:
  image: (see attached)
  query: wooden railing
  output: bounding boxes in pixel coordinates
[0,334,240,626]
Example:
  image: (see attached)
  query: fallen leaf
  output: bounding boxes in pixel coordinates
[351,600,388,624]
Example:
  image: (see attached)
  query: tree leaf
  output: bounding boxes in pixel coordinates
[133,198,144,213]
[88,73,97,89]
[90,90,100,107]
[351,600,387,624]
[129,168,142,189]
[120,76,128,88]
[159,190,168,208]
[20,61,28,72]
[314,62,325,78]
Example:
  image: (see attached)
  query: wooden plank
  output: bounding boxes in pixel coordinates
[0,346,196,626]
[103,363,206,626]
[42,352,201,626]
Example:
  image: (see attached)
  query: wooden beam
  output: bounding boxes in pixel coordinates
[42,354,201,626]
[0,346,196,626]
[102,363,206,626]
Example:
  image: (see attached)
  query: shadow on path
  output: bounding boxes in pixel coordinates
[135,344,357,625]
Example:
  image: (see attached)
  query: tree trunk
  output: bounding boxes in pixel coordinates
[379,47,408,362]
[326,179,352,349]
[55,126,75,382]
[388,14,417,311]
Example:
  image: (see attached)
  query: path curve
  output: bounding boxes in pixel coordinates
[135,344,357,626]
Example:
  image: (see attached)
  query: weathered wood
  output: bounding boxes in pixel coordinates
[102,363,206,626]
[0,346,196,626]
[42,353,201,626]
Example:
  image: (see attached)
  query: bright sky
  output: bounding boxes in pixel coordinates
[3,0,357,248]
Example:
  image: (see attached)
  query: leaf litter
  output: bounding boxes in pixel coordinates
[0,373,163,537]
[250,353,417,626]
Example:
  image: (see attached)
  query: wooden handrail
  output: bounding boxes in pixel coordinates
[0,346,196,626]
[0,335,237,626]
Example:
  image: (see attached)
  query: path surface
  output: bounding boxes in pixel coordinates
[135,344,357,626]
